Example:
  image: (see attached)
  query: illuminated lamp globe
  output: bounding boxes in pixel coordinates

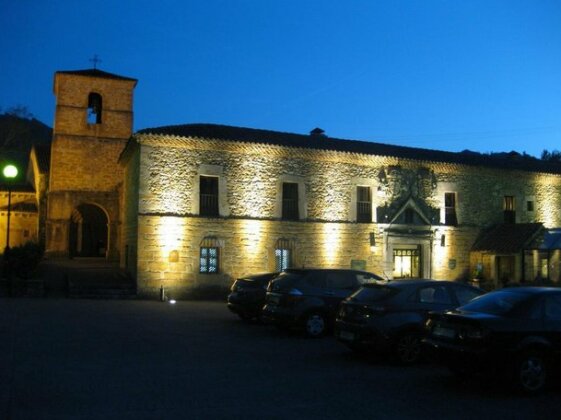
[2,164,18,179]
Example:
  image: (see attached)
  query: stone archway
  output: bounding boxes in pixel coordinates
[69,204,108,258]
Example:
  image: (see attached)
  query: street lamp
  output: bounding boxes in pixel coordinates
[3,163,18,255]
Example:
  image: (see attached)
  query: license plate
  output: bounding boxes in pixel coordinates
[433,326,455,339]
[338,330,355,341]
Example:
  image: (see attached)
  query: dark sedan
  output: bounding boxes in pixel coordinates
[262,268,384,337]
[423,287,561,394]
[335,279,483,364]
[227,272,280,321]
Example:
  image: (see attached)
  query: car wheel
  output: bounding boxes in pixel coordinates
[514,352,548,394]
[304,312,327,338]
[394,332,422,365]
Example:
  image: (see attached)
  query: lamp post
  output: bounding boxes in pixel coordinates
[3,164,18,255]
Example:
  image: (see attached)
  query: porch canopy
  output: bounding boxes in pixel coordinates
[471,223,544,253]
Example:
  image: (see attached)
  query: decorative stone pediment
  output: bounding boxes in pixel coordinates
[377,195,439,226]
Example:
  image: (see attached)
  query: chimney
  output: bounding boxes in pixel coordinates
[310,127,326,138]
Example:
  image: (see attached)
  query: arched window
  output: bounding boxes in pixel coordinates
[200,236,221,274]
[87,92,103,124]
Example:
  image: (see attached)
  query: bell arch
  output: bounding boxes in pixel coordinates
[69,203,109,258]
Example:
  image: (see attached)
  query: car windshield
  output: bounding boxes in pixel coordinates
[350,285,397,303]
[459,290,531,315]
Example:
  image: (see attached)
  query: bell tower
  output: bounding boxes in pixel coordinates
[46,69,137,259]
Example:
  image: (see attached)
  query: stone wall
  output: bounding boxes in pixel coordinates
[0,191,38,250]
[122,134,561,295]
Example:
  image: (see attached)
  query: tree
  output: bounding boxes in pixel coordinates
[541,149,561,162]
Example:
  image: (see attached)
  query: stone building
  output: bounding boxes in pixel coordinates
[45,69,137,260]
[3,67,561,298]
[120,124,561,298]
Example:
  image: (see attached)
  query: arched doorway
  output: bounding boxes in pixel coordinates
[69,204,108,258]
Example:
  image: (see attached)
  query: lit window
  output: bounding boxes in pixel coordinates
[444,192,457,226]
[200,247,219,273]
[275,238,292,271]
[356,186,372,223]
[504,196,515,224]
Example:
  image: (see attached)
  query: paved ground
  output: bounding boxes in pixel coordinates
[0,299,560,420]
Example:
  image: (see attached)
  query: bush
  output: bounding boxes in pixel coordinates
[6,241,44,279]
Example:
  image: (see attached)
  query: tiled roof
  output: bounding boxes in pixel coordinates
[137,123,561,174]
[472,223,544,253]
[56,68,137,82]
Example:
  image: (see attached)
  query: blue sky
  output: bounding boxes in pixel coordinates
[1,0,560,157]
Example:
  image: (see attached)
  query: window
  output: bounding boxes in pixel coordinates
[417,285,452,304]
[356,186,372,223]
[453,285,482,306]
[444,192,457,226]
[327,271,356,290]
[87,92,102,124]
[282,182,299,220]
[200,176,219,216]
[200,236,221,273]
[527,200,534,212]
[275,249,290,271]
[504,196,515,223]
[200,247,219,273]
[275,238,293,271]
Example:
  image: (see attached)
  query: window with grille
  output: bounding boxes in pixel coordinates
[200,247,219,273]
[200,176,219,216]
[504,196,515,224]
[275,238,292,271]
[356,186,372,223]
[275,249,290,271]
[282,182,299,220]
[444,192,457,226]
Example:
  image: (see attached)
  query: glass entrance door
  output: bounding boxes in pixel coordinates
[393,248,421,278]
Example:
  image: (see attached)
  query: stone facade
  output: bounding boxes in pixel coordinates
[46,70,137,259]
[0,190,38,249]
[119,132,561,298]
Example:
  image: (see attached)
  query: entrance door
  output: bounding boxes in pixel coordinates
[393,247,421,278]
[497,256,515,285]
[69,204,108,258]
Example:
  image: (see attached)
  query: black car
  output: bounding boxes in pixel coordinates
[335,279,484,364]
[261,268,384,337]
[423,287,561,394]
[227,272,280,321]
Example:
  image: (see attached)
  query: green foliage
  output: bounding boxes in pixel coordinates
[7,241,44,279]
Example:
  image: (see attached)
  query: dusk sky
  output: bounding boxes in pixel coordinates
[1,0,560,157]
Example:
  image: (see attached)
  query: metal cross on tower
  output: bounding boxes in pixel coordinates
[89,54,102,69]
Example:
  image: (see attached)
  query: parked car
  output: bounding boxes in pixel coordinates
[227,272,280,321]
[335,279,484,364]
[261,268,384,337]
[423,287,561,394]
